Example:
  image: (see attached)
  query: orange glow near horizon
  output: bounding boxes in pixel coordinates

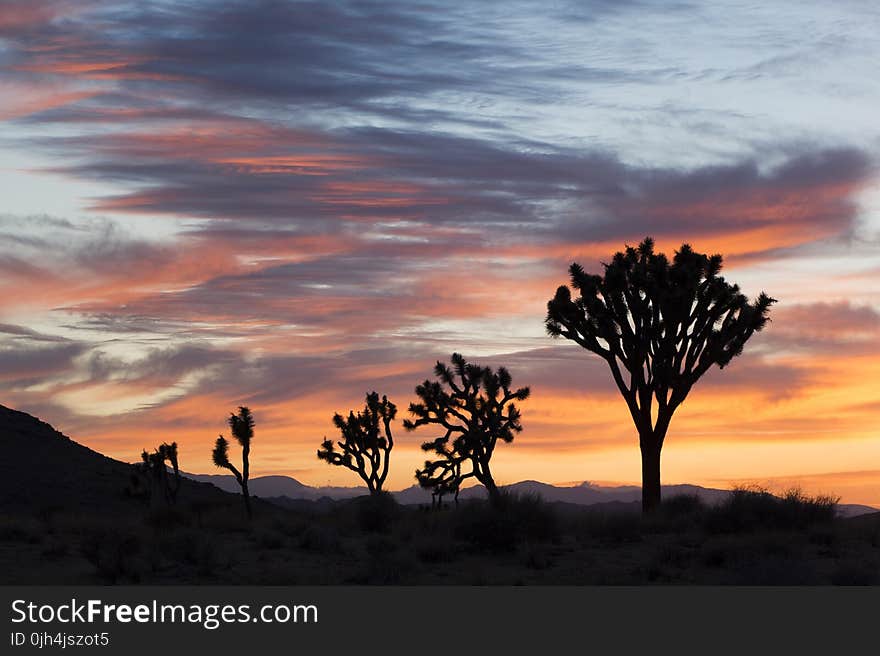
[34,340,878,507]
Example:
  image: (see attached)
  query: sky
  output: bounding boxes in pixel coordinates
[1,0,879,504]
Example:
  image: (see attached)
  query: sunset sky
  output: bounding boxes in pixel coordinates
[1,1,879,505]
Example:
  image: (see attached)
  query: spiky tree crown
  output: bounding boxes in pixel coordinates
[404,353,530,493]
[332,392,396,451]
[141,441,178,470]
[212,435,231,468]
[405,352,530,449]
[317,391,397,492]
[546,237,775,406]
[228,406,254,447]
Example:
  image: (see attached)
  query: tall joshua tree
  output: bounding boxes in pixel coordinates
[546,237,775,513]
[404,353,530,509]
[317,391,397,495]
[140,441,180,512]
[212,406,254,519]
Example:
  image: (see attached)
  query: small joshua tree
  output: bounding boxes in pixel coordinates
[417,457,463,508]
[404,353,530,509]
[212,406,254,519]
[546,237,775,512]
[317,391,396,495]
[140,441,180,512]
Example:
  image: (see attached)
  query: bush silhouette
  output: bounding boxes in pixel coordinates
[317,392,396,495]
[453,490,559,552]
[212,406,254,519]
[404,353,530,509]
[704,486,838,533]
[546,237,775,512]
[353,492,400,533]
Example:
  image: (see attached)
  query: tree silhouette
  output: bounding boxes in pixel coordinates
[139,441,180,513]
[416,456,463,508]
[546,237,775,512]
[404,353,530,508]
[212,406,254,519]
[317,391,397,495]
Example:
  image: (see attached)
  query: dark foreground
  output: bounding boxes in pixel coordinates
[2,489,879,585]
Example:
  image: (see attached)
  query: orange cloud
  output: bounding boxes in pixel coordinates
[0,1,59,32]
[0,86,98,121]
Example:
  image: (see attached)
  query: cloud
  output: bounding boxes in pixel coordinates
[461,344,812,404]
[0,324,87,386]
[763,301,880,354]
[555,146,874,252]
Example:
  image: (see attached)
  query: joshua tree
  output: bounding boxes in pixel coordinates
[404,353,530,508]
[212,406,254,519]
[317,391,397,495]
[546,237,775,513]
[416,457,463,508]
[139,441,180,512]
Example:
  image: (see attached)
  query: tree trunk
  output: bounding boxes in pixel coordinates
[149,468,167,515]
[241,482,252,520]
[242,443,251,519]
[640,439,662,514]
[473,457,504,508]
[480,472,503,509]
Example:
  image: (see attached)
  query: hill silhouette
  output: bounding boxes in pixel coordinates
[184,472,365,501]
[0,404,231,514]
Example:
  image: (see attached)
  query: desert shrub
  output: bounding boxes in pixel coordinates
[655,494,705,528]
[704,486,838,533]
[808,527,841,558]
[146,506,191,530]
[353,536,419,584]
[638,494,707,535]
[808,527,836,547]
[199,504,252,534]
[753,532,796,558]
[270,516,308,539]
[701,538,738,568]
[641,543,694,582]
[81,530,145,583]
[503,491,559,541]
[849,520,880,548]
[781,488,838,524]
[298,523,342,553]
[662,493,705,515]
[255,530,286,550]
[454,492,559,552]
[354,492,400,533]
[721,556,820,585]
[159,529,219,575]
[453,502,517,551]
[572,509,643,545]
[414,533,459,564]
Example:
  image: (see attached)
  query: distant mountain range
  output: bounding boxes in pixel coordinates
[183,472,879,518]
